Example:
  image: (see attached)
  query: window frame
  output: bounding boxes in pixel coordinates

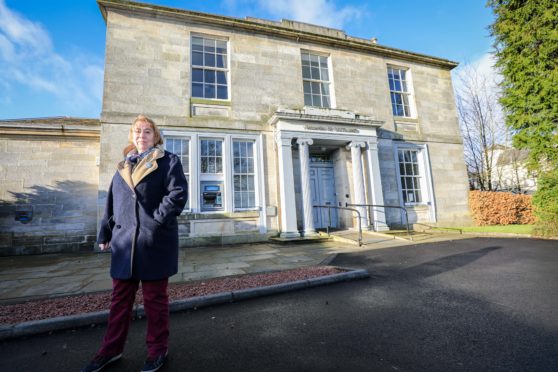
[387,65,415,118]
[232,139,257,210]
[301,50,335,108]
[393,143,436,221]
[162,130,262,214]
[163,136,192,212]
[191,33,230,101]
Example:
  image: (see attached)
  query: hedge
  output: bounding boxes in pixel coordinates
[469,190,535,226]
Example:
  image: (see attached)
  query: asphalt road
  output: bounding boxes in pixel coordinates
[1,237,557,371]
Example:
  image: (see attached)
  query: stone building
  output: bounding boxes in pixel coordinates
[0,0,471,255]
[0,118,100,255]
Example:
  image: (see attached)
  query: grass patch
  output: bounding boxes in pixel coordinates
[461,225,533,235]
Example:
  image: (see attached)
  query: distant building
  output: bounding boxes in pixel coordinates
[0,0,471,255]
[491,145,537,194]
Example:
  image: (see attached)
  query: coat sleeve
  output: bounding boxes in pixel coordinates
[97,178,116,244]
[153,154,188,225]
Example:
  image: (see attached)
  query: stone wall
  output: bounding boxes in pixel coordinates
[0,119,100,256]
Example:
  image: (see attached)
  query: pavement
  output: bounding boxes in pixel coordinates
[0,231,461,303]
[1,236,556,372]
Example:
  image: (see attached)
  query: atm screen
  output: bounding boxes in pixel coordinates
[205,185,220,191]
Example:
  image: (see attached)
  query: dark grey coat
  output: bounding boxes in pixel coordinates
[98,147,188,280]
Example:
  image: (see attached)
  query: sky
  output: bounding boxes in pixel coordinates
[0,0,496,120]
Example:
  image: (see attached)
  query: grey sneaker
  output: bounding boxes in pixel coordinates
[141,351,168,372]
[81,353,122,372]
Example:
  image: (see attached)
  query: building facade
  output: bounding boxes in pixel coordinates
[96,0,471,247]
[0,1,472,256]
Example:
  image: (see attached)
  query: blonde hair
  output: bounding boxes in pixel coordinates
[122,114,164,156]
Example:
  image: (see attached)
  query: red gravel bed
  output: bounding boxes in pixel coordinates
[0,266,342,326]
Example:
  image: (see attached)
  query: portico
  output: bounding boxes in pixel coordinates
[269,108,389,238]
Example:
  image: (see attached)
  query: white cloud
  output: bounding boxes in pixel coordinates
[0,0,51,55]
[225,0,365,30]
[257,0,363,29]
[0,0,103,118]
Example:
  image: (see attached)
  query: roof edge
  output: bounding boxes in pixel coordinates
[96,0,459,70]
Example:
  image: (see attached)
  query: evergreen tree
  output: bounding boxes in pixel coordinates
[489,0,558,236]
[488,0,558,169]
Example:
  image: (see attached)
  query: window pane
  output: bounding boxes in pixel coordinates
[234,191,241,207]
[310,54,319,65]
[216,157,222,173]
[217,86,228,99]
[216,54,226,68]
[404,151,411,162]
[320,67,329,80]
[311,82,320,94]
[312,94,321,106]
[216,40,227,54]
[302,66,311,79]
[234,158,240,173]
[311,67,320,79]
[201,140,208,156]
[204,38,215,52]
[204,84,215,98]
[204,70,215,84]
[192,51,204,66]
[405,164,413,175]
[205,53,215,67]
[304,94,312,106]
[216,71,227,84]
[192,68,203,82]
[215,140,222,155]
[301,52,310,64]
[303,81,311,95]
[200,157,208,173]
[322,95,330,108]
[192,83,203,98]
[233,141,240,157]
[192,37,203,51]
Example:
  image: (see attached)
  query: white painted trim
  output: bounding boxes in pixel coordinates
[393,142,436,222]
[162,130,261,215]
[257,134,267,233]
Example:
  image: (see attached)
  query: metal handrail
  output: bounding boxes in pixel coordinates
[313,205,362,246]
[346,203,412,240]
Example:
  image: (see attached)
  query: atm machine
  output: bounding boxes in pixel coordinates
[200,181,223,211]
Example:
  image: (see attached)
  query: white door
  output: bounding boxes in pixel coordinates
[310,165,337,228]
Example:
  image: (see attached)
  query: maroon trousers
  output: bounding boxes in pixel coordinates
[97,278,169,358]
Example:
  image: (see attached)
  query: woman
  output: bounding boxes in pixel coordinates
[82,115,188,372]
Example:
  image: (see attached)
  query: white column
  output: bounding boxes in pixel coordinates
[366,139,388,231]
[297,138,318,237]
[347,141,369,229]
[276,134,300,238]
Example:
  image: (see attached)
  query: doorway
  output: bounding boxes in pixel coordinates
[310,162,337,228]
